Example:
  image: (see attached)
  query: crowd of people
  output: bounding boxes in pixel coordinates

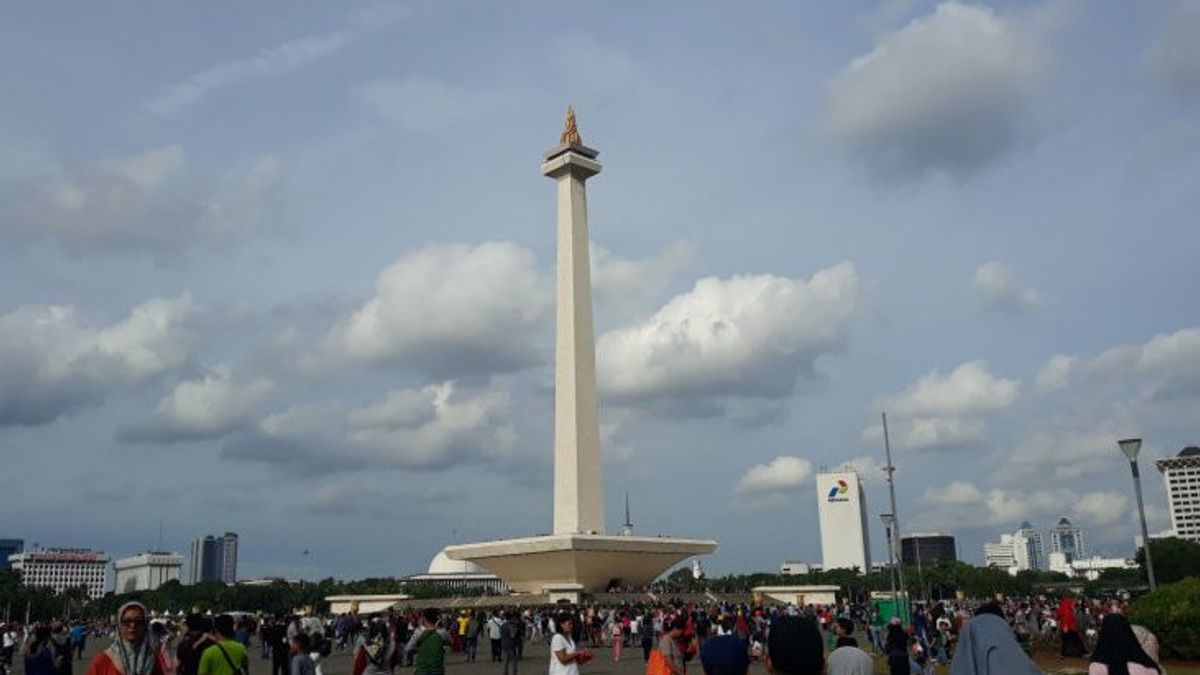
[0,594,1175,675]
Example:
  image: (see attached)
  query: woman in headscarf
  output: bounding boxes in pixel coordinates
[1088,614,1161,675]
[86,602,165,675]
[949,613,1042,675]
[1058,597,1088,657]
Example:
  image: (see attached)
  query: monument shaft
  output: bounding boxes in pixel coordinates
[543,145,604,535]
[441,112,717,596]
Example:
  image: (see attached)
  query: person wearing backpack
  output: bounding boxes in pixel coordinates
[487,613,504,664]
[198,615,249,675]
[501,612,522,675]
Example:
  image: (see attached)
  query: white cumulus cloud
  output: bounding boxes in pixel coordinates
[922,480,984,507]
[0,297,192,426]
[871,360,1019,451]
[123,366,273,442]
[597,262,860,415]
[974,262,1043,313]
[223,381,517,473]
[825,2,1055,180]
[339,242,550,378]
[734,456,814,494]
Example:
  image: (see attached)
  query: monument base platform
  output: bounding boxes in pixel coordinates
[443,533,717,594]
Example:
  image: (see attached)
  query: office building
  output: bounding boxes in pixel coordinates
[816,470,872,573]
[1156,446,1200,543]
[189,532,238,584]
[113,552,184,593]
[1049,517,1086,563]
[8,548,109,599]
[900,533,957,567]
[0,539,23,570]
[983,523,1045,575]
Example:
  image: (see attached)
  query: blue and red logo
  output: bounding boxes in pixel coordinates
[827,479,850,501]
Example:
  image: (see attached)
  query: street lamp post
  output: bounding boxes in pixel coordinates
[1119,438,1157,591]
[882,412,907,621]
[881,513,898,621]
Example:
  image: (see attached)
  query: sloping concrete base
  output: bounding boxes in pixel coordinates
[443,534,717,594]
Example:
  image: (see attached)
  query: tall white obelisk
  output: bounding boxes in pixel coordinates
[443,111,716,596]
[541,107,605,535]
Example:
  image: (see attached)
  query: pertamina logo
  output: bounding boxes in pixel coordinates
[826,479,850,503]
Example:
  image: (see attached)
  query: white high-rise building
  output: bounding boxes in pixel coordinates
[114,552,183,593]
[816,471,871,574]
[983,523,1046,575]
[8,548,109,599]
[1156,446,1200,543]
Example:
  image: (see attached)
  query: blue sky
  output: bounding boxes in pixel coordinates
[1,0,1198,581]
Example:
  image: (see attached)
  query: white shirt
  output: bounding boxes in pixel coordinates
[827,646,874,675]
[548,634,579,675]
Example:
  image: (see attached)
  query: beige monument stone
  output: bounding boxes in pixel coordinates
[443,110,717,596]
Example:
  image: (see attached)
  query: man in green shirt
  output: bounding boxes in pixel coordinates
[404,609,447,675]
[199,615,250,675]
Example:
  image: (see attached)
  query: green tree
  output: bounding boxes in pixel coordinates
[1136,537,1200,585]
[1128,577,1200,659]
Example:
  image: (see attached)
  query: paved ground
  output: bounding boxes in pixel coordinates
[20,637,1200,675]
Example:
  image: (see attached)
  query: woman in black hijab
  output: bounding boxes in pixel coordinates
[1089,614,1161,675]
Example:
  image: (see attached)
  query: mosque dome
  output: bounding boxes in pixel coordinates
[427,550,487,575]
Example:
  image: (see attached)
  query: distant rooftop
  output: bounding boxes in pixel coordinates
[1155,446,1200,470]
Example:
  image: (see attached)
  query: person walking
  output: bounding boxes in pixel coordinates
[24,625,58,675]
[198,615,249,675]
[86,603,166,675]
[1058,596,1088,658]
[639,613,656,663]
[610,617,623,663]
[352,621,394,675]
[405,610,447,675]
[501,613,521,675]
[826,618,873,675]
[487,613,503,664]
[548,614,589,675]
[70,623,87,662]
[287,636,315,675]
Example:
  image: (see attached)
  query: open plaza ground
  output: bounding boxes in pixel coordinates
[14,634,1199,675]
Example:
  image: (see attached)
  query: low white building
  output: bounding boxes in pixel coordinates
[401,551,507,594]
[9,548,110,599]
[326,594,412,614]
[1047,552,1137,581]
[780,561,815,576]
[113,552,183,594]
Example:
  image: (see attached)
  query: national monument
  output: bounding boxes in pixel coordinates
[443,110,718,597]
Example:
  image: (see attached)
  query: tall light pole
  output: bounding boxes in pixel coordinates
[881,513,898,621]
[1119,438,1157,591]
[882,412,907,621]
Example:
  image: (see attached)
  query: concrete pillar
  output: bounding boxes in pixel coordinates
[541,132,604,535]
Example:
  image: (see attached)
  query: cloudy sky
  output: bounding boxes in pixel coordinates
[2,1,1198,581]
